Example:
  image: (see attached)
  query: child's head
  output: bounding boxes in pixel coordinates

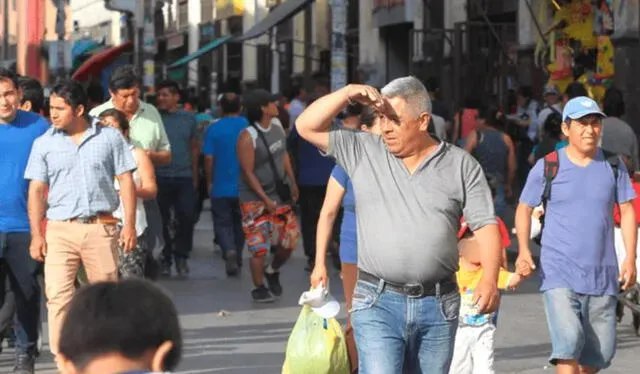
[57,280,182,374]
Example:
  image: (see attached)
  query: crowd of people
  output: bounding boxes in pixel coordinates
[0,61,638,374]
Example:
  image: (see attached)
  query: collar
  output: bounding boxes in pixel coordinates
[108,99,145,120]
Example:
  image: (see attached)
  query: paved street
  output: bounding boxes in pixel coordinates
[0,206,639,373]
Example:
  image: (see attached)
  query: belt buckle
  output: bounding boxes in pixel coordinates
[405,283,424,298]
[76,217,93,224]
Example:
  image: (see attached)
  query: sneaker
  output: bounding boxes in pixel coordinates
[264,270,283,297]
[175,258,189,277]
[12,353,35,374]
[225,251,239,276]
[160,262,172,277]
[252,286,275,303]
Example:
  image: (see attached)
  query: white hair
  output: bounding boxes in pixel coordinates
[380,76,432,118]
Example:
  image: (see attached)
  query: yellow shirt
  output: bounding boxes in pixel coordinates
[456,263,514,326]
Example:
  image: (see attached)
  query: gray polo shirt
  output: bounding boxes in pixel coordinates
[328,128,496,284]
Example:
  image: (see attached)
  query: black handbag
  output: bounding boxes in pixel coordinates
[251,125,292,203]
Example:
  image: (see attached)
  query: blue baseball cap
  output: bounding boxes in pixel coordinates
[562,96,605,122]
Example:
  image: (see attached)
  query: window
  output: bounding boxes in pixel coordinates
[178,0,188,29]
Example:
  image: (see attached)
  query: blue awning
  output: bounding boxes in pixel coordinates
[168,36,233,69]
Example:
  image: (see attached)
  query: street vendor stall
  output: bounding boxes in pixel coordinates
[534,0,617,102]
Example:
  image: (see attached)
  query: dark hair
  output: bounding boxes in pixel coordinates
[108,65,141,92]
[245,103,263,124]
[345,102,364,118]
[425,77,439,93]
[0,68,19,89]
[543,112,563,139]
[477,106,505,130]
[157,80,181,95]
[564,82,588,100]
[18,76,44,113]
[602,87,625,118]
[58,280,182,372]
[87,82,105,104]
[289,85,305,100]
[99,108,130,133]
[517,86,533,100]
[51,81,88,111]
[360,106,376,129]
[219,92,241,114]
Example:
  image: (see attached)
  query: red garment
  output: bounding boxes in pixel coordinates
[613,179,640,225]
[458,217,511,249]
[457,108,479,140]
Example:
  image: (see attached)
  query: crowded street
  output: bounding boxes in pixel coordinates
[0,205,635,374]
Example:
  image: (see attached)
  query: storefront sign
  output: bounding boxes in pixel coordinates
[216,0,245,20]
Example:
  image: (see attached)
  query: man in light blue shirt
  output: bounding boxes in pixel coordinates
[516,97,637,373]
[24,81,137,357]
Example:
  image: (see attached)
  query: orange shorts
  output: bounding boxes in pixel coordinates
[240,201,300,257]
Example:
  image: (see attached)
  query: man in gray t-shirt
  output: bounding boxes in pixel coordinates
[297,77,502,373]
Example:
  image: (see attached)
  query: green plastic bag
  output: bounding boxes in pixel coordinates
[282,306,350,374]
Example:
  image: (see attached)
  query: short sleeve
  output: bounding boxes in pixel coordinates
[111,131,137,176]
[202,125,216,156]
[615,158,636,204]
[24,140,48,183]
[497,269,515,290]
[461,154,497,231]
[327,127,364,175]
[519,158,545,207]
[330,165,349,188]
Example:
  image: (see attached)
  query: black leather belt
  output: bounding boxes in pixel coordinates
[359,270,457,298]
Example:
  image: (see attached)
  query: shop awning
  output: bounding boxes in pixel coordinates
[71,41,133,81]
[167,36,233,69]
[233,0,314,42]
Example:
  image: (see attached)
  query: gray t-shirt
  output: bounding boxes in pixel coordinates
[328,128,496,284]
[601,116,639,171]
[239,121,289,203]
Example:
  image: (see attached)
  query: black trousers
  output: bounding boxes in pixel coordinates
[298,185,327,261]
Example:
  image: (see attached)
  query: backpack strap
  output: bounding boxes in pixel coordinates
[541,151,560,205]
[602,149,620,203]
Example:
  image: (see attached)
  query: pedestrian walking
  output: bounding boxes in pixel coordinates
[237,89,300,303]
[296,77,502,373]
[90,65,171,278]
[25,81,138,357]
[203,93,248,276]
[154,80,199,277]
[0,68,49,373]
[99,109,158,278]
[515,96,638,373]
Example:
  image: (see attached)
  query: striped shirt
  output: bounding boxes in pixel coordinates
[24,121,137,221]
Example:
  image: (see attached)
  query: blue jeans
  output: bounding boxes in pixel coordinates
[0,232,40,355]
[351,278,460,373]
[543,288,617,369]
[157,177,197,263]
[210,197,245,264]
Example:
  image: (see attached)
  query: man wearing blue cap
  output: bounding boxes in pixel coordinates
[515,96,638,373]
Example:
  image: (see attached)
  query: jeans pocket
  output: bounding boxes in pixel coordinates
[349,281,380,313]
[439,291,461,321]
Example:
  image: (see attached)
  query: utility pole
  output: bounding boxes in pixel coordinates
[2,0,8,61]
[55,0,67,79]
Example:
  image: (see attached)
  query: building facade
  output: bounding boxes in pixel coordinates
[70,0,123,45]
[0,0,72,83]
